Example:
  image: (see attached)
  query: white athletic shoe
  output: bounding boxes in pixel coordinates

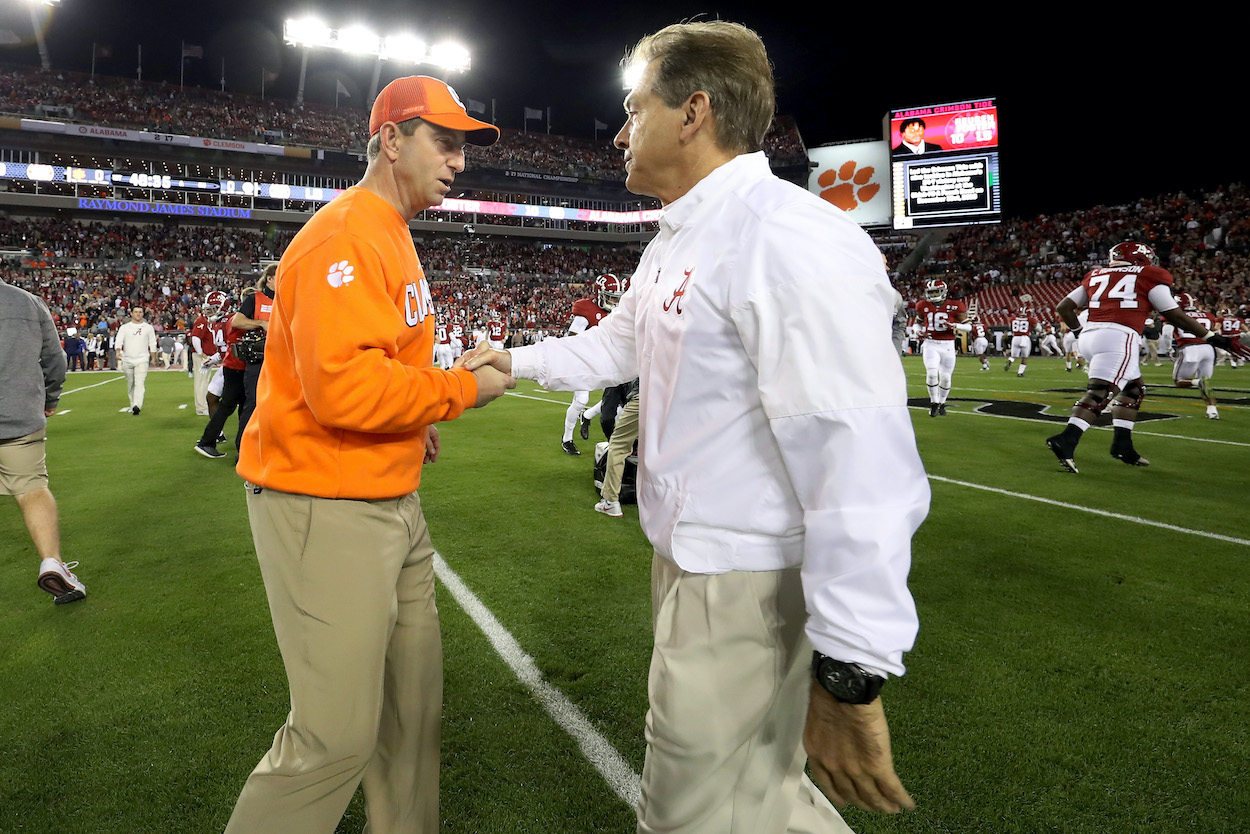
[37,558,86,605]
[594,499,623,518]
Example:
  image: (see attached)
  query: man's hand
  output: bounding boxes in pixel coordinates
[470,364,515,407]
[44,407,56,417]
[424,425,440,463]
[804,681,914,814]
[458,343,513,376]
[1205,331,1250,359]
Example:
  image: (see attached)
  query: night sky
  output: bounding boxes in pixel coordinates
[3,0,1243,221]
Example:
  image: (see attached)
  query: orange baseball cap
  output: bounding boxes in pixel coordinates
[369,75,499,146]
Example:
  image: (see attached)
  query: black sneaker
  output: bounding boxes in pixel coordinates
[561,440,581,456]
[1045,434,1079,473]
[217,432,227,443]
[937,403,947,416]
[929,404,939,417]
[1110,447,1150,467]
[579,416,591,440]
[195,443,226,459]
[132,405,140,415]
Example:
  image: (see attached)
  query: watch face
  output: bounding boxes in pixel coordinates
[820,659,866,702]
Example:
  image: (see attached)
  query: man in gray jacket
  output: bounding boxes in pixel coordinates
[0,276,86,604]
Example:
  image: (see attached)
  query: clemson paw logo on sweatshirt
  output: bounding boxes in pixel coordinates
[327,260,355,288]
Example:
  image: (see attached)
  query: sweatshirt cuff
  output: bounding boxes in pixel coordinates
[449,366,478,412]
[509,346,540,380]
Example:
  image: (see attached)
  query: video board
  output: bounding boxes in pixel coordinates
[886,98,1000,229]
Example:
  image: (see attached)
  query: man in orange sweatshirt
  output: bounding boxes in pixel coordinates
[228,76,513,834]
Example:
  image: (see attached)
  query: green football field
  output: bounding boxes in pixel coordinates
[2,355,1247,834]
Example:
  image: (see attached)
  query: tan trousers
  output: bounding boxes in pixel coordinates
[122,359,149,409]
[225,487,442,834]
[192,353,210,414]
[601,396,640,503]
[637,555,853,834]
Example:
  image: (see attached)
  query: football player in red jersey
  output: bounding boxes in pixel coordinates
[913,279,971,416]
[486,312,507,350]
[1217,309,1244,368]
[1045,242,1248,472]
[1170,293,1221,419]
[969,314,990,371]
[189,291,225,415]
[560,275,618,453]
[434,320,455,370]
[1060,319,1086,373]
[1003,308,1036,376]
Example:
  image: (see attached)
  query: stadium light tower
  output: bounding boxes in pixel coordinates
[284,16,471,107]
[24,0,61,71]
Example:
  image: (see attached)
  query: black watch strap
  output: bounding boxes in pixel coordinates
[811,651,885,704]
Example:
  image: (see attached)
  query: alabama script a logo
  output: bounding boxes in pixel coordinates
[663,268,693,314]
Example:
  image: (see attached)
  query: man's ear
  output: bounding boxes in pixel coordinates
[680,91,713,142]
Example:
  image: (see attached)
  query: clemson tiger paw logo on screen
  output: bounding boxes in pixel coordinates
[327,260,355,288]
[817,162,880,212]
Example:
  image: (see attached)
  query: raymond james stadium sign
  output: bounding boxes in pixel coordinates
[76,198,252,219]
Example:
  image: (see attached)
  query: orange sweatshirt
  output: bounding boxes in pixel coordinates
[237,186,478,499]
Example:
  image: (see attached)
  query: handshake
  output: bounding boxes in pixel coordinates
[454,342,516,408]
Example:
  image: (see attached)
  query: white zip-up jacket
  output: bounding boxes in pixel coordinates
[510,153,929,677]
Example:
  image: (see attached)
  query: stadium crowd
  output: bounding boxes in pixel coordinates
[1,64,808,177]
[897,182,1250,319]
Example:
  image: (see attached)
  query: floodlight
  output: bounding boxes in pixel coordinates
[428,42,470,73]
[284,17,333,48]
[622,61,645,90]
[381,34,426,62]
[337,26,380,56]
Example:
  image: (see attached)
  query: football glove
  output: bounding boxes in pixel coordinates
[1204,331,1250,359]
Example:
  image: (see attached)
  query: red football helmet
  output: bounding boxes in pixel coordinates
[1109,241,1157,267]
[924,279,948,303]
[596,273,629,310]
[202,290,228,321]
[1175,292,1197,311]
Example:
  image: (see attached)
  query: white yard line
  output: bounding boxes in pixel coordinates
[60,375,124,395]
[928,475,1250,547]
[504,391,574,405]
[909,403,1250,448]
[433,552,642,807]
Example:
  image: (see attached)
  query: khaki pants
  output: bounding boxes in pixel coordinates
[0,428,48,496]
[192,353,210,415]
[638,555,853,834]
[122,359,149,409]
[226,487,442,834]
[601,397,639,503]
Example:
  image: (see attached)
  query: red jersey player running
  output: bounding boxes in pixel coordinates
[914,279,971,416]
[1003,308,1037,376]
[559,274,616,454]
[1045,241,1248,472]
[1170,293,1221,419]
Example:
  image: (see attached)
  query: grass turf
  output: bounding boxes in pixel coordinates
[1,356,1247,833]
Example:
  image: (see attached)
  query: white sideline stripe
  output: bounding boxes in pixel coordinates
[910,404,1250,448]
[55,410,70,415]
[433,552,642,807]
[61,376,123,394]
[929,475,1250,547]
[505,391,573,405]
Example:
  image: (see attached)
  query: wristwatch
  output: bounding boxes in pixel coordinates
[811,651,885,705]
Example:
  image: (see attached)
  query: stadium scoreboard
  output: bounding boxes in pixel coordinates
[887,98,1000,229]
[0,162,344,203]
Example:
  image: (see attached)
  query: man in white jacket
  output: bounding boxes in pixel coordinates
[464,20,929,834]
[114,307,157,414]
